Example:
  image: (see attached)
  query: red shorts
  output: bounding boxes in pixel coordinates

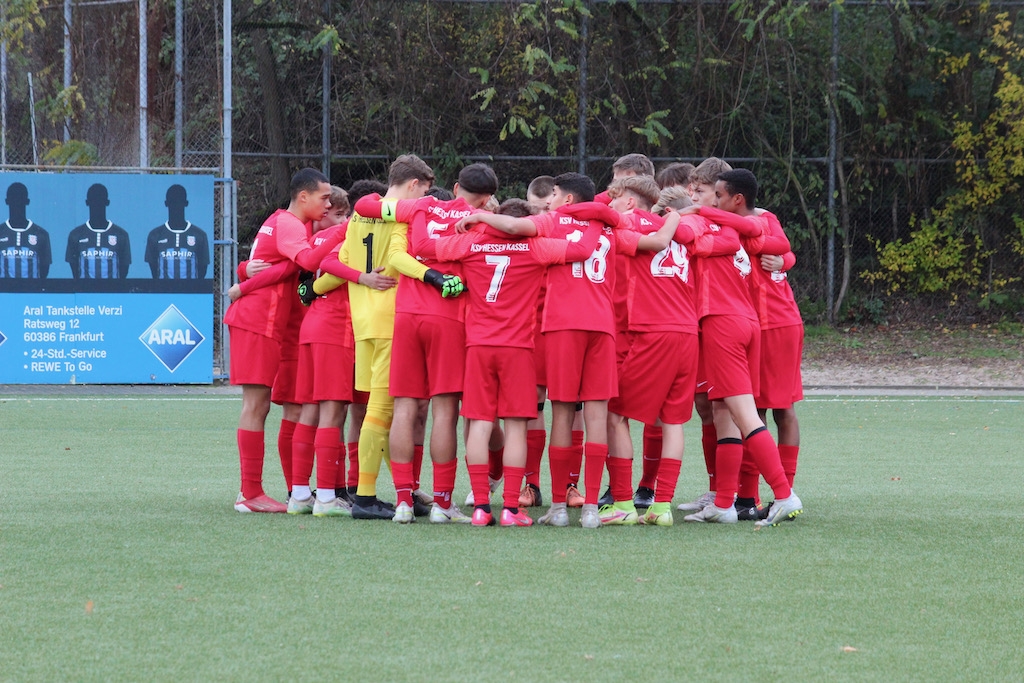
[271,356,300,405]
[228,327,280,387]
[461,346,537,421]
[695,328,709,395]
[610,331,698,425]
[756,324,804,409]
[700,315,760,401]
[615,331,634,369]
[296,342,355,405]
[533,326,547,388]
[390,312,465,399]
[352,390,369,405]
[544,330,618,403]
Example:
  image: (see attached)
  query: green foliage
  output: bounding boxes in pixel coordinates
[0,0,45,49]
[863,217,985,296]
[41,140,99,166]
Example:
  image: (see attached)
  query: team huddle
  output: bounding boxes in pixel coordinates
[224,152,804,529]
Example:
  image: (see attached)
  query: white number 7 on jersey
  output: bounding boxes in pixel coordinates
[484,254,510,302]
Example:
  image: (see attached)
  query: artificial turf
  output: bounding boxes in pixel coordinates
[1,392,1022,681]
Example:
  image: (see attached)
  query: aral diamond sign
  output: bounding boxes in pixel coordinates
[139,304,205,372]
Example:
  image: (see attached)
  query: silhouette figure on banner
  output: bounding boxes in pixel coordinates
[1,182,52,278]
[145,184,211,279]
[66,183,132,279]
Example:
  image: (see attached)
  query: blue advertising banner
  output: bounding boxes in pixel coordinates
[0,172,215,384]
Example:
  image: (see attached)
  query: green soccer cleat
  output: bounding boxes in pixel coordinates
[640,502,674,526]
[312,497,352,517]
[598,502,638,526]
[287,495,315,515]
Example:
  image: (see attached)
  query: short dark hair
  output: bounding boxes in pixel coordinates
[388,154,435,187]
[527,175,554,200]
[348,179,388,204]
[553,172,596,203]
[656,162,695,189]
[290,168,329,200]
[427,186,455,201]
[457,163,499,196]
[497,197,535,218]
[718,169,758,209]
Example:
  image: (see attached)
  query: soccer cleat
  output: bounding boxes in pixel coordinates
[471,508,495,527]
[518,483,543,508]
[633,486,656,509]
[500,508,534,527]
[287,495,315,515]
[580,504,601,529]
[351,498,396,520]
[413,499,432,517]
[683,503,738,523]
[598,486,614,507]
[640,503,674,527]
[393,502,415,524]
[234,493,287,513]
[755,493,803,528]
[598,502,639,526]
[429,503,472,524]
[465,477,502,507]
[677,490,716,512]
[736,502,770,521]
[312,497,352,517]
[566,484,585,508]
[413,489,434,506]
[336,488,353,505]
[537,503,569,527]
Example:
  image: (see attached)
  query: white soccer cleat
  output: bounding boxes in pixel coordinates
[580,504,601,529]
[429,502,472,524]
[755,493,803,528]
[677,490,716,512]
[538,503,569,527]
[683,503,738,524]
[392,502,415,524]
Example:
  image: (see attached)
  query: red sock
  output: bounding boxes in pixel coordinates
[290,422,317,489]
[714,439,743,508]
[639,424,663,489]
[654,457,682,504]
[525,429,546,487]
[607,456,633,503]
[346,442,359,490]
[583,442,608,505]
[333,431,347,491]
[780,444,800,487]
[314,427,341,496]
[432,459,457,507]
[391,460,415,507]
[503,465,526,509]
[568,443,584,487]
[237,429,265,499]
[488,447,504,481]
[737,443,761,501]
[412,444,424,490]
[745,428,791,500]
[468,463,490,508]
[277,419,297,491]
[548,446,573,503]
[701,423,718,491]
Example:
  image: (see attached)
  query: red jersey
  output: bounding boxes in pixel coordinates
[532,211,627,335]
[299,224,356,348]
[679,213,757,322]
[353,194,471,323]
[623,210,698,335]
[747,212,802,330]
[422,226,601,348]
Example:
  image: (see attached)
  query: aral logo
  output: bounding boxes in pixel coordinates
[139,305,205,372]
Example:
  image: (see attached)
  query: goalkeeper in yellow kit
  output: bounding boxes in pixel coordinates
[312,154,464,519]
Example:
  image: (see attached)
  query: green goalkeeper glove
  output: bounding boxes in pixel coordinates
[297,272,317,306]
[423,268,466,298]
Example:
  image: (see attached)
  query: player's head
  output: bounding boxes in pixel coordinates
[526,175,555,213]
[652,186,693,214]
[551,172,595,208]
[165,184,188,210]
[348,178,387,204]
[607,176,660,213]
[5,182,29,210]
[454,163,499,209]
[497,197,535,218]
[690,157,732,207]
[314,185,349,232]
[289,168,332,222]
[715,168,758,212]
[611,153,655,182]
[427,186,455,201]
[86,183,110,207]
[387,154,435,198]
[656,162,695,190]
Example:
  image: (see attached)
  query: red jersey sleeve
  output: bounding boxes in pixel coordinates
[781,251,796,271]
[352,194,422,223]
[698,206,764,238]
[614,224,642,256]
[238,260,297,295]
[559,201,621,228]
[430,232,475,262]
[318,248,362,283]
[530,213,557,238]
[594,190,612,205]
[758,211,792,255]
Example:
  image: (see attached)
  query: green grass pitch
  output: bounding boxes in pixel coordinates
[2,392,1023,681]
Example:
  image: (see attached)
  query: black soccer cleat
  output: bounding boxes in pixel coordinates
[598,486,614,508]
[351,498,396,520]
[736,502,771,521]
[632,486,656,509]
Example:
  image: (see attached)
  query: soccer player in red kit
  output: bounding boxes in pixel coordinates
[422,218,606,526]
[224,168,338,513]
[350,163,498,523]
[680,169,803,527]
